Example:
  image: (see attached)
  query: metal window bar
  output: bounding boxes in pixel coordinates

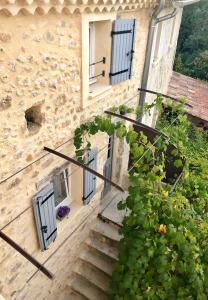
[0,143,109,232]
[104,110,167,138]
[104,109,181,174]
[127,115,180,173]
[138,88,193,108]
[44,147,124,193]
[0,93,139,187]
[89,57,106,66]
[26,192,128,284]
[54,144,109,184]
[0,91,182,284]
[89,70,105,80]
[0,230,54,280]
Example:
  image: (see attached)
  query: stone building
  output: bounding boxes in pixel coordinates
[0,0,198,299]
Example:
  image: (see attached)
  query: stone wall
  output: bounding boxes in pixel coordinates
[0,9,153,299]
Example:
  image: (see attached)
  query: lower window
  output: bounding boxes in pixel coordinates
[53,168,70,210]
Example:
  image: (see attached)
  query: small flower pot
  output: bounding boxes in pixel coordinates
[57,206,70,221]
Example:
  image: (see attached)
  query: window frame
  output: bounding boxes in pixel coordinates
[89,22,96,85]
[81,13,116,108]
[53,167,71,212]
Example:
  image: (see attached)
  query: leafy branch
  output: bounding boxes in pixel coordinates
[73,95,208,299]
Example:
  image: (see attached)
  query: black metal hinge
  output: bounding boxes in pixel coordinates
[46,228,57,241]
[83,190,94,201]
[109,69,129,77]
[41,192,54,205]
[111,30,132,36]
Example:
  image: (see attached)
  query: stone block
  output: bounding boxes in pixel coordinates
[0,96,12,111]
[0,32,11,43]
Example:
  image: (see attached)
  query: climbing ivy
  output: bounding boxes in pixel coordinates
[73,96,208,299]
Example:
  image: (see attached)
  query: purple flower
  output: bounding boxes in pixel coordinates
[57,206,70,219]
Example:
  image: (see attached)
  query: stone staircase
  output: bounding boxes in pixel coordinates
[67,218,121,300]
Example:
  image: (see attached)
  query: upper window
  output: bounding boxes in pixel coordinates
[53,168,70,210]
[88,20,111,96]
[82,15,136,105]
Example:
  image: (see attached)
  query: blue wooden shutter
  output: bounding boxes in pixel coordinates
[110,19,136,85]
[33,183,57,251]
[83,148,98,205]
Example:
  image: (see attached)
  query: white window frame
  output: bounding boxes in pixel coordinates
[53,167,71,212]
[89,22,96,85]
[81,13,115,108]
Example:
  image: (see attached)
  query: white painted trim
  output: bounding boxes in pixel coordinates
[54,167,71,212]
[89,22,96,84]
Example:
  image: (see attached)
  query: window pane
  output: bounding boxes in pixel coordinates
[54,171,68,207]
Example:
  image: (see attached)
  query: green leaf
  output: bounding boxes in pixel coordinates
[174,159,183,168]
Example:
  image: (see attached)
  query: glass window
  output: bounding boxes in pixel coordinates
[89,22,96,84]
[53,168,70,208]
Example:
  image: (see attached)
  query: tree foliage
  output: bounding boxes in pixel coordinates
[174,0,208,81]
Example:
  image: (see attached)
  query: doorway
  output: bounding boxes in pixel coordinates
[103,136,114,197]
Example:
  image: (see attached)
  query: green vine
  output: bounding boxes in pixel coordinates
[73,96,208,299]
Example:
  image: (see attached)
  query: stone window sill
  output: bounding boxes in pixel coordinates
[89,83,112,100]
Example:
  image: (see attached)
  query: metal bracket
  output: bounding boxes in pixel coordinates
[89,70,105,80]
[90,57,106,66]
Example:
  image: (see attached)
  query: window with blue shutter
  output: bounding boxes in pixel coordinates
[83,148,98,205]
[110,19,136,85]
[33,183,57,251]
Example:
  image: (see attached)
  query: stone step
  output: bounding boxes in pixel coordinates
[80,247,115,276]
[93,219,122,242]
[62,287,88,300]
[85,236,118,261]
[70,274,108,300]
[74,259,111,294]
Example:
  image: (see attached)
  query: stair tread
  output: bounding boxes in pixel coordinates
[70,274,108,300]
[75,259,111,293]
[62,287,88,300]
[93,219,122,242]
[80,248,115,276]
[86,237,118,260]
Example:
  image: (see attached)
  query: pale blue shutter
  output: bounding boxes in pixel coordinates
[33,183,57,251]
[83,148,98,205]
[110,19,136,85]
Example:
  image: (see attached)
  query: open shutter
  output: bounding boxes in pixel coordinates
[83,148,98,205]
[33,183,57,251]
[110,19,136,85]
